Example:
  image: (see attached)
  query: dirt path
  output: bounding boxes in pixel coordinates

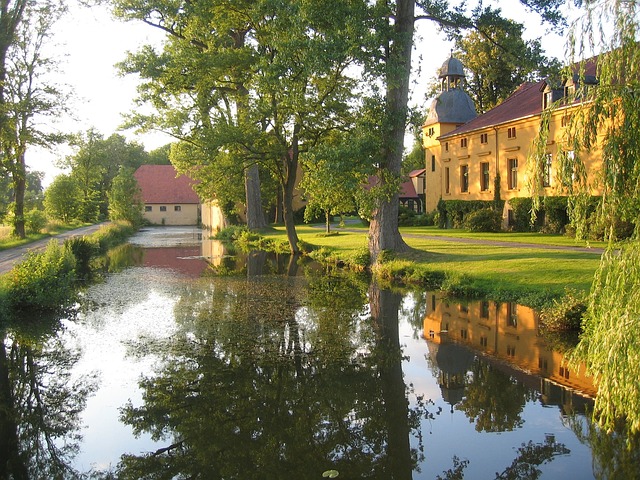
[0,223,109,275]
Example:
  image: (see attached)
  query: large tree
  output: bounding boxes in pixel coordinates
[115,0,366,253]
[60,129,148,221]
[0,0,67,238]
[452,6,562,114]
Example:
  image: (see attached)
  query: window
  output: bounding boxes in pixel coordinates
[445,167,450,194]
[543,154,552,187]
[460,165,469,192]
[507,303,518,327]
[460,137,468,148]
[480,336,488,347]
[480,301,490,319]
[160,206,167,212]
[445,142,449,152]
[480,162,490,191]
[480,132,488,144]
[174,205,182,212]
[431,155,436,172]
[427,127,435,136]
[508,158,518,190]
[543,90,554,109]
[145,206,152,212]
[561,114,571,127]
[507,126,516,139]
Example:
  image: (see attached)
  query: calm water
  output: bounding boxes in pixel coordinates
[2,227,638,479]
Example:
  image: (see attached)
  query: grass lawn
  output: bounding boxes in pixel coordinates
[264,224,602,305]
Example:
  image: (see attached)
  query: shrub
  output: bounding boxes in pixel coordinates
[438,199,494,229]
[25,209,48,234]
[541,196,569,233]
[539,289,587,332]
[214,225,248,241]
[65,237,99,280]
[350,247,371,269]
[464,208,502,232]
[398,206,416,226]
[8,240,77,311]
[91,221,137,253]
[508,197,534,232]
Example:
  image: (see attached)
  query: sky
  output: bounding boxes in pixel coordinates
[27,1,573,187]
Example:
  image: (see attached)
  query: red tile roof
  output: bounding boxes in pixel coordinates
[441,81,543,138]
[365,175,419,199]
[134,165,200,204]
[440,56,599,139]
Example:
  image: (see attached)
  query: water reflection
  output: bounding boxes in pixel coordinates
[8,228,640,478]
[0,317,97,479]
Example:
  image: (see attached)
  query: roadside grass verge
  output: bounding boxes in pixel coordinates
[0,221,91,251]
[255,224,601,308]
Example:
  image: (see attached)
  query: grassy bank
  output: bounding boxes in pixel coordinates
[0,221,136,320]
[250,224,602,308]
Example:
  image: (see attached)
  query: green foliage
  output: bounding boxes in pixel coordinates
[65,237,99,280]
[6,239,77,312]
[24,208,47,234]
[508,197,534,232]
[464,208,502,232]
[541,196,569,234]
[108,167,144,225]
[539,288,586,332]
[213,225,249,242]
[453,7,561,114]
[91,221,137,254]
[44,174,82,223]
[438,200,495,229]
[572,241,640,432]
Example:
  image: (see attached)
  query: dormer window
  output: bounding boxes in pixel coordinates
[543,90,554,109]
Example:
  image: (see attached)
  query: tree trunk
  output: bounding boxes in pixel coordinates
[368,0,414,263]
[11,151,26,238]
[244,163,267,229]
[325,210,331,234]
[282,124,301,254]
[369,281,413,479]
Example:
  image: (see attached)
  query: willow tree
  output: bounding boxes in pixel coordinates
[530,0,640,433]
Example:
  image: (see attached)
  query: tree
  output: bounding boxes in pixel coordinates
[107,166,144,225]
[452,7,561,114]
[527,0,640,434]
[364,0,567,263]
[299,141,363,234]
[0,0,68,238]
[115,0,366,253]
[61,130,149,221]
[43,174,81,223]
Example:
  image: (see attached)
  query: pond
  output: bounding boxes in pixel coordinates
[1,226,638,479]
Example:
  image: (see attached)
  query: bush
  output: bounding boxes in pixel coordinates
[539,289,587,332]
[464,208,502,232]
[508,197,534,231]
[25,209,48,234]
[65,237,99,280]
[8,240,77,311]
[92,221,137,253]
[541,196,569,234]
[438,199,494,229]
[214,225,248,241]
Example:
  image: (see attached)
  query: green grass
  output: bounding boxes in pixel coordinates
[262,224,603,307]
[0,221,90,251]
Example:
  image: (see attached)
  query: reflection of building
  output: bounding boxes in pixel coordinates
[427,341,474,412]
[423,292,596,400]
[134,165,201,225]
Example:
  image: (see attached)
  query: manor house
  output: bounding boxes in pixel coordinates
[422,55,601,226]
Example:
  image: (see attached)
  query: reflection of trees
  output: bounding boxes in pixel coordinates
[0,321,96,479]
[437,436,570,480]
[456,359,534,432]
[565,413,640,479]
[114,273,427,478]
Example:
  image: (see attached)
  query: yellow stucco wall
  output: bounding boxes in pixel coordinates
[143,203,200,226]
[422,104,603,218]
